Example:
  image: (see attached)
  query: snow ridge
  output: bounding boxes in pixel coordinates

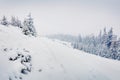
[0,25,120,80]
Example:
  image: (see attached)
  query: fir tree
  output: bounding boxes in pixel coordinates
[23,13,36,36]
[107,27,113,48]
[1,16,9,26]
[102,27,107,45]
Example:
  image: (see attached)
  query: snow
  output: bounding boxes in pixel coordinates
[0,25,120,80]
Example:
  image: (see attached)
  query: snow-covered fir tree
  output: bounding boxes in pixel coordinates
[11,16,16,26]
[102,27,107,45]
[10,16,22,28]
[23,13,36,36]
[106,27,113,48]
[0,16,9,26]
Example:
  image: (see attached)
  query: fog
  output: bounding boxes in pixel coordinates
[0,0,120,36]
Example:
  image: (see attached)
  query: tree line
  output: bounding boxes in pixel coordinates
[0,14,36,36]
[48,28,120,60]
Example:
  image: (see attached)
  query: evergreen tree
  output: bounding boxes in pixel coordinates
[110,41,118,59]
[1,16,9,26]
[16,18,22,28]
[117,38,120,60]
[102,27,107,45]
[11,16,22,28]
[107,27,113,48]
[98,30,102,44]
[78,35,82,42]
[23,13,36,36]
[11,16,16,26]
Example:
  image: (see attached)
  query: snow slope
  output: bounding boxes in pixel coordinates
[0,25,120,80]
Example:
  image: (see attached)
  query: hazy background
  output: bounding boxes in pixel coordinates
[0,0,120,36]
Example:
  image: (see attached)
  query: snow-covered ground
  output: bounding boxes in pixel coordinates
[0,25,120,80]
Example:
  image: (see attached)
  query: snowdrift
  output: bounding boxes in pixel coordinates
[0,25,120,80]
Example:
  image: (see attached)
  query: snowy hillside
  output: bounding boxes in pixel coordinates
[0,25,120,80]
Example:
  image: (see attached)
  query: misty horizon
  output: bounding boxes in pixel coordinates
[0,0,120,36]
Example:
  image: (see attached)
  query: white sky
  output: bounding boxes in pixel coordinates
[0,0,120,36]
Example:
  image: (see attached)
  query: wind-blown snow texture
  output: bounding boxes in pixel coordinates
[0,25,120,80]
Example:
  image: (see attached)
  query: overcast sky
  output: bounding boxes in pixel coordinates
[0,0,120,36]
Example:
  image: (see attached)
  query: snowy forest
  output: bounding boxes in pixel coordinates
[0,14,36,36]
[48,28,120,61]
[1,0,120,79]
[1,14,120,61]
